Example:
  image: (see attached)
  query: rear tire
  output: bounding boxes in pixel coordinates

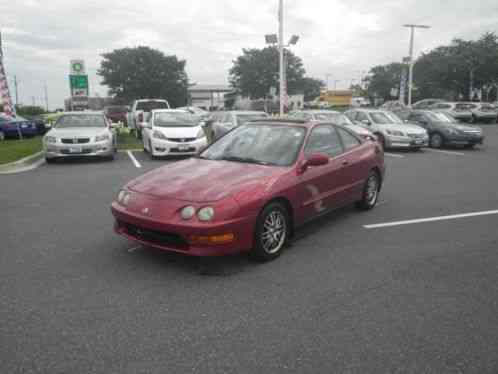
[356,170,381,211]
[45,157,56,164]
[251,202,290,262]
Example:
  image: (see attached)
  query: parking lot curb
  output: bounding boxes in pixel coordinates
[0,151,45,175]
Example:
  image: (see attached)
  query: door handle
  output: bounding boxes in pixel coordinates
[341,160,349,166]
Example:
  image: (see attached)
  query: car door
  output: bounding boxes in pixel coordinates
[297,125,349,220]
[336,126,371,203]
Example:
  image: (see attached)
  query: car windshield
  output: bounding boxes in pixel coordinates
[55,115,106,128]
[313,113,353,125]
[235,114,268,125]
[153,112,197,127]
[383,112,404,123]
[106,106,127,114]
[426,112,453,123]
[136,101,169,112]
[201,124,306,166]
[370,112,395,124]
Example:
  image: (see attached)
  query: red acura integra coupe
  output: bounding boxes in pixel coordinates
[111,120,385,261]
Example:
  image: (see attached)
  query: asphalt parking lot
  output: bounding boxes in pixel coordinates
[1,124,498,373]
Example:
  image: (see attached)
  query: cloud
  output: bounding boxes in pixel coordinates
[1,0,497,109]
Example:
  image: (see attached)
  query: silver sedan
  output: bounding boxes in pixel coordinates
[43,112,117,163]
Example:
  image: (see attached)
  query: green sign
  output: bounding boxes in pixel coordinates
[69,75,88,89]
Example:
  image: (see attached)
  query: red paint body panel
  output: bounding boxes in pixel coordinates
[111,122,385,256]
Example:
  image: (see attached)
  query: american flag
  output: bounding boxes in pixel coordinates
[0,31,16,117]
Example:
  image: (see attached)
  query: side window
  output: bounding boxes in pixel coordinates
[337,128,361,150]
[356,112,369,122]
[409,113,421,122]
[305,125,343,158]
[345,111,357,121]
[291,112,304,120]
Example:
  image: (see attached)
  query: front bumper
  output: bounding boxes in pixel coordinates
[151,137,208,156]
[44,140,114,158]
[445,133,484,145]
[385,135,428,149]
[111,202,257,256]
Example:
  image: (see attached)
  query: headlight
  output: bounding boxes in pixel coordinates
[445,128,459,135]
[198,207,215,222]
[181,206,196,220]
[153,130,167,140]
[117,190,131,206]
[386,130,404,136]
[95,134,110,142]
[45,136,57,143]
[196,128,206,139]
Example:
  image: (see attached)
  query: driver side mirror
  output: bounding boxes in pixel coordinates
[298,153,329,174]
[360,119,371,126]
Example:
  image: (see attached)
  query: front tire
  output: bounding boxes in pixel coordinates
[149,141,157,160]
[251,202,290,262]
[356,171,380,211]
[45,157,56,164]
[375,133,386,150]
[429,132,444,148]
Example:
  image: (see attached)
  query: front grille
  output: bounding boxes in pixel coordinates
[61,138,90,144]
[167,137,196,143]
[60,148,93,155]
[123,223,189,250]
[408,133,425,139]
[170,147,196,153]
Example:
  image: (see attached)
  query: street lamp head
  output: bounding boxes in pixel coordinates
[265,34,278,44]
[403,24,431,29]
[289,35,300,45]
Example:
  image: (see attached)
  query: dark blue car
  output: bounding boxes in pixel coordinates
[0,115,38,139]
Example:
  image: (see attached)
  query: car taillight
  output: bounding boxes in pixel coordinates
[138,113,143,122]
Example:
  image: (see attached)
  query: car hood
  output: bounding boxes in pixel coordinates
[127,157,283,202]
[152,125,201,138]
[48,127,110,138]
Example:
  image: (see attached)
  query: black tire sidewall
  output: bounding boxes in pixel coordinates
[357,171,380,210]
[251,203,290,262]
[430,133,443,148]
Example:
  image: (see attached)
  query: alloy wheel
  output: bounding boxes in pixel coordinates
[261,210,287,255]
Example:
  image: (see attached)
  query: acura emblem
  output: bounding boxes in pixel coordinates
[73,138,78,144]
[142,208,150,215]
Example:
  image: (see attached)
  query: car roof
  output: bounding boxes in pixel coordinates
[151,109,189,114]
[297,110,340,114]
[228,111,268,115]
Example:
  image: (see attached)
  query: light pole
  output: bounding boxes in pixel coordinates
[265,0,299,116]
[326,74,332,90]
[403,24,430,107]
[334,80,340,90]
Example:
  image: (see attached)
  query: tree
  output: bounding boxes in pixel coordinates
[366,63,403,102]
[15,105,46,117]
[98,46,189,107]
[298,77,325,101]
[229,47,306,99]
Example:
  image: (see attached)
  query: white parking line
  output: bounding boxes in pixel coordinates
[384,153,405,159]
[364,209,498,229]
[376,200,389,207]
[425,149,465,156]
[127,150,142,168]
[127,245,142,253]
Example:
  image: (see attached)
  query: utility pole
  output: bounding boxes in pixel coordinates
[403,24,430,107]
[44,83,49,111]
[278,0,284,116]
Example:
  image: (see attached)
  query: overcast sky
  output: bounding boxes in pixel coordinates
[1,0,497,109]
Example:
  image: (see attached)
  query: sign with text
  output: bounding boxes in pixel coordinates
[70,60,86,75]
[69,75,89,97]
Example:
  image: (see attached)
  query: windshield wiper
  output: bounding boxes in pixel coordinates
[220,156,272,166]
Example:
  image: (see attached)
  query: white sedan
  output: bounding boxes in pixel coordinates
[142,110,208,159]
